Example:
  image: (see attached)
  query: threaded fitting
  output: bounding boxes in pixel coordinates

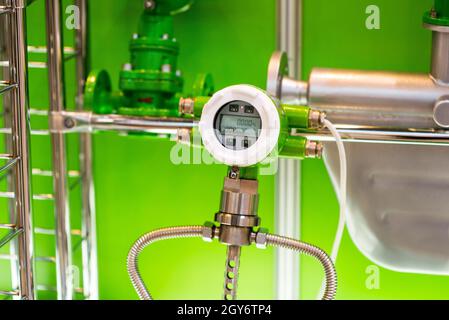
[305,140,323,159]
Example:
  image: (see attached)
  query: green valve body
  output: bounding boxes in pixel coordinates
[424,0,449,26]
[85,0,214,118]
[119,8,182,116]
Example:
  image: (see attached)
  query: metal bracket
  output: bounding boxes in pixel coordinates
[49,110,197,134]
[50,110,93,133]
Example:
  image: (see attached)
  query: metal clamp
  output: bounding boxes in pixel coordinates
[50,110,197,134]
[50,110,93,133]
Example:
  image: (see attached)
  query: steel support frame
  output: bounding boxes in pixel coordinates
[274,0,302,300]
[8,0,35,300]
[74,0,99,300]
[45,0,73,300]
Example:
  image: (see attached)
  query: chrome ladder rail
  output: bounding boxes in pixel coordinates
[0,0,98,300]
[0,0,35,300]
[43,0,98,300]
[74,0,99,300]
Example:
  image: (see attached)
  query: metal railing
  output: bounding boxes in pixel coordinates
[42,0,98,300]
[0,0,35,300]
[0,0,98,300]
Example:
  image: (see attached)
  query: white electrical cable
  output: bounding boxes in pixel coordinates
[316,118,347,299]
[324,119,347,263]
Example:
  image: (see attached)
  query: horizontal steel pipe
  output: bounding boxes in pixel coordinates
[51,111,449,146]
[89,114,196,132]
[281,76,308,105]
[295,128,449,146]
[307,68,449,129]
[51,111,197,134]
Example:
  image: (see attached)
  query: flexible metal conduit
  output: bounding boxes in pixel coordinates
[127,226,204,300]
[127,227,337,300]
[265,234,337,300]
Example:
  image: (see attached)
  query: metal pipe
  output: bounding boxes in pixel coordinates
[1,2,20,299]
[0,60,47,69]
[274,0,302,301]
[9,0,35,300]
[0,6,12,15]
[223,245,241,300]
[431,31,449,84]
[51,110,196,134]
[307,68,448,130]
[425,24,449,85]
[281,77,308,105]
[53,109,449,146]
[127,226,205,300]
[74,0,98,301]
[295,128,449,146]
[90,113,195,132]
[45,0,73,300]
[27,45,76,54]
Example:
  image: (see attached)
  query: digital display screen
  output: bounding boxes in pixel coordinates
[213,100,262,151]
[220,115,261,136]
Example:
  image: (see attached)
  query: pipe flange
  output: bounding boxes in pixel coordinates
[215,212,260,228]
[266,51,289,98]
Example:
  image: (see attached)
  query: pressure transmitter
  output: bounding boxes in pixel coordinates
[128,84,335,301]
[199,85,286,167]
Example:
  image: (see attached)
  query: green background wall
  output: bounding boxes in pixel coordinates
[1,0,448,300]
[89,0,277,300]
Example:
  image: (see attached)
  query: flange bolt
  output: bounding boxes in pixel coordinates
[179,97,195,115]
[64,117,75,129]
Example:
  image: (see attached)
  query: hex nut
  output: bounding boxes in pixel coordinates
[202,222,216,242]
[144,0,155,10]
[305,141,323,159]
[255,228,269,249]
[64,117,75,129]
[308,110,326,129]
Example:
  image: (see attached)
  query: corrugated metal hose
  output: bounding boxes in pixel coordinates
[127,226,337,300]
[265,233,337,300]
